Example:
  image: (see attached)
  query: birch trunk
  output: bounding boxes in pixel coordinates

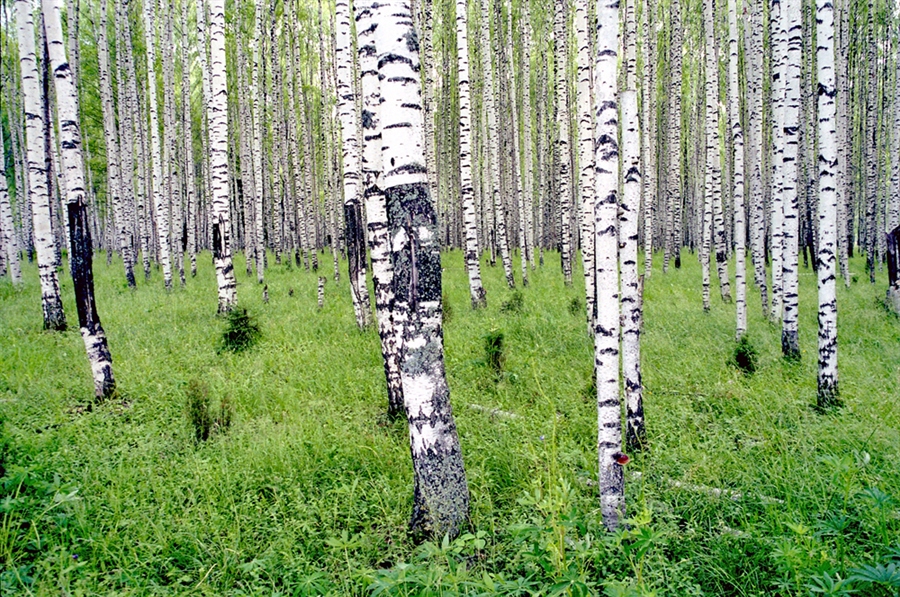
[0,125,21,286]
[640,0,655,277]
[17,0,66,331]
[595,0,624,531]
[555,0,573,286]
[357,0,404,419]
[142,0,172,289]
[665,0,682,271]
[375,0,469,539]
[207,0,237,312]
[456,0,487,308]
[180,0,197,279]
[781,0,801,359]
[816,0,839,407]
[576,0,595,328]
[770,0,786,320]
[522,0,535,269]
[43,0,116,399]
[728,0,746,338]
[336,0,372,329]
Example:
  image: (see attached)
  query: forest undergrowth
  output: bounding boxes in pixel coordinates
[0,249,898,596]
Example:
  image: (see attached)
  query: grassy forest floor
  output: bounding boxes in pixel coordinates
[0,248,898,596]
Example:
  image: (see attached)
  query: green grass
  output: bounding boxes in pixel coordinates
[0,248,898,596]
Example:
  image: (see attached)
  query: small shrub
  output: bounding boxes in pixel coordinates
[220,307,261,353]
[484,329,505,375]
[500,291,524,314]
[729,336,759,375]
[186,380,233,442]
[568,297,583,316]
[186,380,214,442]
[442,292,453,324]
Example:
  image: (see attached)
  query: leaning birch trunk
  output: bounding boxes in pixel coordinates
[576,0,595,329]
[0,125,21,286]
[595,0,624,532]
[97,0,135,288]
[456,0,487,309]
[375,0,469,540]
[142,0,172,290]
[356,0,404,419]
[728,0,746,339]
[815,0,839,407]
[621,0,644,451]
[780,0,801,359]
[555,0,573,286]
[207,0,237,313]
[43,0,116,399]
[17,0,66,331]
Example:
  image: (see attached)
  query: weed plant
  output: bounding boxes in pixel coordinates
[0,251,898,595]
[220,307,261,352]
[729,335,759,375]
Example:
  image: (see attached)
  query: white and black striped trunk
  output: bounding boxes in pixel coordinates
[815,0,839,407]
[594,0,624,531]
[43,0,116,399]
[0,125,21,286]
[576,0,595,329]
[207,0,237,313]
[728,0,746,339]
[180,0,197,279]
[665,0,682,272]
[17,0,66,331]
[336,0,372,329]
[555,0,573,286]
[375,0,469,540]
[356,0,404,419]
[770,0,786,321]
[780,0,801,359]
[456,0,487,308]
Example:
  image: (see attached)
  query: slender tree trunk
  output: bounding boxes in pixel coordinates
[336,0,372,329]
[357,0,404,419]
[375,0,469,540]
[666,0,682,271]
[207,0,237,313]
[770,0,786,320]
[522,0,535,269]
[781,0,801,358]
[595,0,624,532]
[456,0,487,308]
[729,0,746,338]
[816,0,839,406]
[641,0,656,277]
[0,125,21,286]
[555,0,573,286]
[43,0,116,399]
[17,0,66,331]
[181,0,197,280]
[576,0,595,328]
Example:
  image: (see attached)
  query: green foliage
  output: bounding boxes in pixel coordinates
[185,379,233,442]
[500,290,524,314]
[220,307,261,353]
[568,297,583,316]
[0,251,898,595]
[484,329,505,375]
[728,335,759,375]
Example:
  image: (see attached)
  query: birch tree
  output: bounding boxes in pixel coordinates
[16,0,66,331]
[208,0,237,312]
[781,0,801,359]
[555,0,573,286]
[816,0,839,406]
[375,0,469,539]
[43,0,116,399]
[336,0,372,329]
[576,0,595,327]
[456,0,487,309]
[594,0,624,532]
[728,0,746,339]
[0,125,21,286]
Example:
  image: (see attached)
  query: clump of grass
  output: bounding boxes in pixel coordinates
[442,292,453,324]
[568,297,583,316]
[729,335,759,375]
[220,307,261,353]
[185,380,234,442]
[500,291,524,314]
[484,329,505,375]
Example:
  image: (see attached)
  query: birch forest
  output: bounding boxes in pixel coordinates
[0,0,899,592]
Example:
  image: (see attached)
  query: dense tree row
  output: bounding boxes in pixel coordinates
[1,0,899,536]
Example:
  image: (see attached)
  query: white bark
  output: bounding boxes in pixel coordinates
[770,0,786,320]
[594,0,623,532]
[17,0,66,330]
[781,0,801,358]
[375,0,469,539]
[0,124,21,286]
[728,0,746,339]
[555,0,573,286]
[456,0,487,308]
[180,0,197,279]
[665,0,682,272]
[207,0,237,312]
[576,0,595,328]
[142,0,172,289]
[816,0,839,406]
[43,0,116,399]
